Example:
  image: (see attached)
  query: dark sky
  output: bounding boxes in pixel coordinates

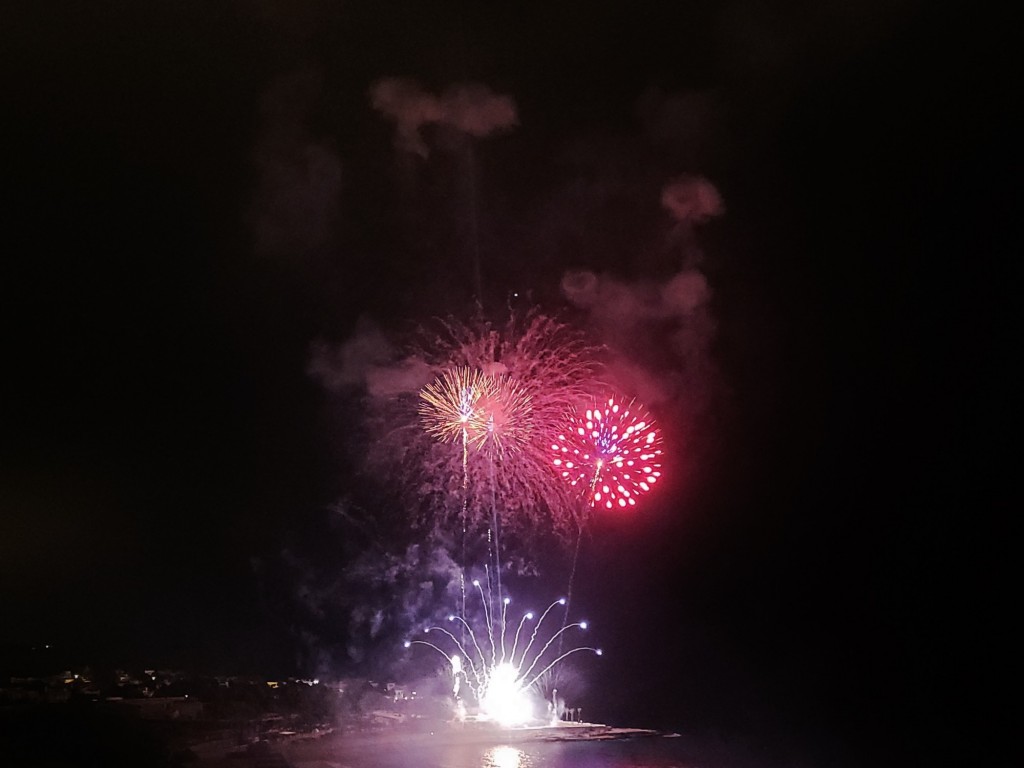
[1,1,1016,764]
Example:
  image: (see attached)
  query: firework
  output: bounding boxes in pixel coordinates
[419,368,534,457]
[469,374,534,457]
[404,580,601,727]
[418,367,497,445]
[370,310,604,546]
[552,395,664,510]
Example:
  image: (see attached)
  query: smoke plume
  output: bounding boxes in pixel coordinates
[561,176,724,435]
[308,316,433,398]
[370,77,518,157]
[661,174,725,224]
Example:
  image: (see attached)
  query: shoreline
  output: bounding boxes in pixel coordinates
[287,721,669,756]
[195,720,672,766]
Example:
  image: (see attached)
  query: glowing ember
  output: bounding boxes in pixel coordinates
[406,581,601,727]
[552,395,664,510]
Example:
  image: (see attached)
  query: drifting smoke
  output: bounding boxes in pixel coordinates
[309,316,435,398]
[369,78,442,157]
[343,543,463,668]
[250,70,342,259]
[560,269,709,325]
[267,534,464,675]
[561,175,723,431]
[370,77,518,157]
[440,84,519,136]
[661,174,725,225]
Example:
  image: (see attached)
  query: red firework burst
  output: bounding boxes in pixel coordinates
[552,395,664,510]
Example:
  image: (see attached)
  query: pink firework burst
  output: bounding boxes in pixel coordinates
[469,374,535,457]
[552,395,664,510]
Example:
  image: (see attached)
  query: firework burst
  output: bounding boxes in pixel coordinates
[404,580,601,726]
[418,368,535,457]
[552,395,664,510]
[369,310,604,546]
[418,367,497,445]
[469,374,534,457]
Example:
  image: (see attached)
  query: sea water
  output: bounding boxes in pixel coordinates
[318,736,711,768]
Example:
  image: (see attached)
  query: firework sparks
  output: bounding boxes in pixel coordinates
[470,374,534,457]
[552,395,664,510]
[419,368,534,457]
[370,310,604,546]
[418,367,497,444]
[406,583,601,727]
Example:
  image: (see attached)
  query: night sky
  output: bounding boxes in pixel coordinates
[1,2,1016,765]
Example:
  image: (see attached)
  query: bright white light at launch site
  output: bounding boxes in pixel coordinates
[406,586,601,728]
[480,662,533,726]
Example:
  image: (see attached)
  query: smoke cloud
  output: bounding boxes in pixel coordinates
[560,268,710,323]
[561,176,724,420]
[661,174,724,224]
[268,538,463,676]
[370,77,518,157]
[308,316,433,398]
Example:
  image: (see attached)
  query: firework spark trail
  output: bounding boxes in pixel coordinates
[508,609,534,664]
[442,615,488,690]
[487,458,503,626]
[517,621,587,685]
[499,595,510,664]
[406,586,600,727]
[411,634,483,698]
[552,394,664,511]
[520,645,603,691]
[424,624,485,694]
[517,598,566,670]
[473,577,497,667]
[419,367,499,623]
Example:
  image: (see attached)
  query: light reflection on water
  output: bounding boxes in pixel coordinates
[483,745,531,768]
[345,738,696,768]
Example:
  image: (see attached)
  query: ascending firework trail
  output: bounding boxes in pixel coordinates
[550,393,665,647]
[419,368,498,618]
